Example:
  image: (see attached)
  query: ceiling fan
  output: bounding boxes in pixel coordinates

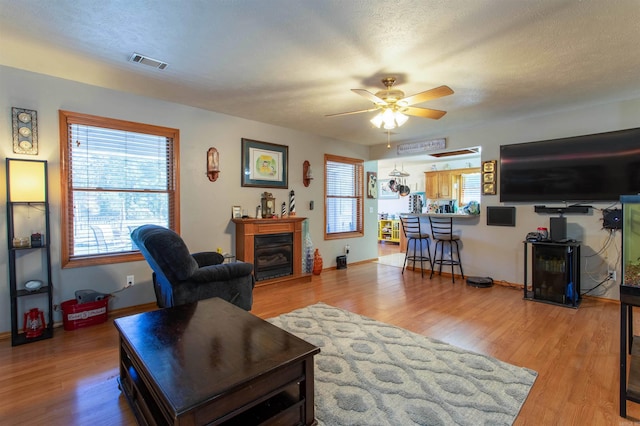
[326,77,454,129]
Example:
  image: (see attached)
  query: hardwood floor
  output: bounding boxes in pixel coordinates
[1,256,638,425]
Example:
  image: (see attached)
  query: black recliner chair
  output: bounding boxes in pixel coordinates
[131,224,254,310]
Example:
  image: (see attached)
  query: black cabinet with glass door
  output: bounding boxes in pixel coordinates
[523,241,581,308]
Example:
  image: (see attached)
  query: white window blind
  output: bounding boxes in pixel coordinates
[325,154,363,238]
[60,111,179,267]
[461,173,481,204]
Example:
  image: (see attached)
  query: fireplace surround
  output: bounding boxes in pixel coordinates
[232,217,311,287]
[254,233,293,281]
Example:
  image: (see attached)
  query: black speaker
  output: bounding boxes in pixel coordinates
[603,208,622,229]
[550,217,567,242]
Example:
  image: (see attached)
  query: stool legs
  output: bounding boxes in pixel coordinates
[402,237,432,278]
[452,240,464,281]
[430,239,464,283]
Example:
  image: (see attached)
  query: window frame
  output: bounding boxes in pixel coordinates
[324,153,364,240]
[59,110,180,268]
[451,167,481,207]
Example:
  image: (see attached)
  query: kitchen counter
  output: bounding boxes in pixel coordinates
[398,213,480,252]
[415,213,479,219]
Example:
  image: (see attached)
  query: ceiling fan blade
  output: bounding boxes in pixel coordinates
[325,107,379,117]
[400,85,454,106]
[351,89,387,105]
[403,106,447,120]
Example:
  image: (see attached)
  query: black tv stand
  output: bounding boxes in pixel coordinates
[534,205,591,215]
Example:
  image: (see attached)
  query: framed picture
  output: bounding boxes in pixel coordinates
[241,138,288,188]
[378,179,398,199]
[483,172,494,183]
[482,160,497,195]
[366,172,377,199]
[483,183,496,195]
[482,160,496,173]
[12,107,38,155]
[232,206,242,218]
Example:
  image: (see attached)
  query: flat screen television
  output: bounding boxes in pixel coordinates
[499,127,640,202]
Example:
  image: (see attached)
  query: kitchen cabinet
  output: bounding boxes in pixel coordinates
[425,171,452,199]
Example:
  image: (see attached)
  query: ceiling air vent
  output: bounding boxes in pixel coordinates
[430,148,479,158]
[128,53,168,70]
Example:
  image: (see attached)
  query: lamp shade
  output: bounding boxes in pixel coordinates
[7,159,47,202]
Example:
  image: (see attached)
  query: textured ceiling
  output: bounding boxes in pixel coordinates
[1,0,639,147]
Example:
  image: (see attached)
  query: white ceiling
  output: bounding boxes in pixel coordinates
[1,1,639,147]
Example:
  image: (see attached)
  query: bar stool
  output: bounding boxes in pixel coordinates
[399,216,433,278]
[429,216,464,282]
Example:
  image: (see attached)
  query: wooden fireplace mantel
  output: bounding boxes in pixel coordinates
[232,217,311,287]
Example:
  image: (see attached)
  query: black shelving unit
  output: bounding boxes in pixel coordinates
[6,159,53,346]
[523,241,581,308]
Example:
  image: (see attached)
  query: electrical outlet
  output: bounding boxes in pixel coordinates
[345,245,350,254]
[126,275,135,287]
[608,270,616,281]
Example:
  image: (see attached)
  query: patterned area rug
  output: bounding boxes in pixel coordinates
[268,303,537,426]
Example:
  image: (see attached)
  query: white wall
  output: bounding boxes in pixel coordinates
[0,65,375,333]
[371,95,640,300]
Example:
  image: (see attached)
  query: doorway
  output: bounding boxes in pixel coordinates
[376,148,481,261]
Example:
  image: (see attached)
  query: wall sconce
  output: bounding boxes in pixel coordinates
[206,147,220,182]
[7,158,47,202]
[303,160,313,187]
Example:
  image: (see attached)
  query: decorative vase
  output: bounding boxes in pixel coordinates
[304,233,314,273]
[313,249,323,275]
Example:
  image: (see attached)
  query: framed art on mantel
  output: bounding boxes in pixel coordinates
[241,138,288,188]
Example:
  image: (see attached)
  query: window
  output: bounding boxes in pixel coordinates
[59,110,179,268]
[324,154,363,239]
[460,172,481,204]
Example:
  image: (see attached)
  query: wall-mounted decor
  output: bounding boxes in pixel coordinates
[303,160,313,187]
[12,107,38,155]
[367,172,377,199]
[482,160,497,195]
[378,179,398,199]
[207,147,220,181]
[241,138,288,188]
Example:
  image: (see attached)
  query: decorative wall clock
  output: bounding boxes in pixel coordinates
[12,107,38,155]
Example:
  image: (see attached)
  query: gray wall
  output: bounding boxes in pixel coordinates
[0,65,375,333]
[2,63,640,335]
[371,95,640,301]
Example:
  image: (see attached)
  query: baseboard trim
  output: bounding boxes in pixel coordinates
[0,301,158,342]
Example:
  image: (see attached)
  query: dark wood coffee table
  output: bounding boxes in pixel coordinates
[114,298,319,425]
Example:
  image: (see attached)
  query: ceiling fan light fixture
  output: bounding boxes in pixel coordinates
[370,114,384,128]
[395,112,409,126]
[382,108,395,123]
[372,108,409,130]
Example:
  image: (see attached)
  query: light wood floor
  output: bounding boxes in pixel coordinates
[1,249,638,425]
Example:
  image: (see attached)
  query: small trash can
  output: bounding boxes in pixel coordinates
[336,255,347,270]
[61,298,109,331]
